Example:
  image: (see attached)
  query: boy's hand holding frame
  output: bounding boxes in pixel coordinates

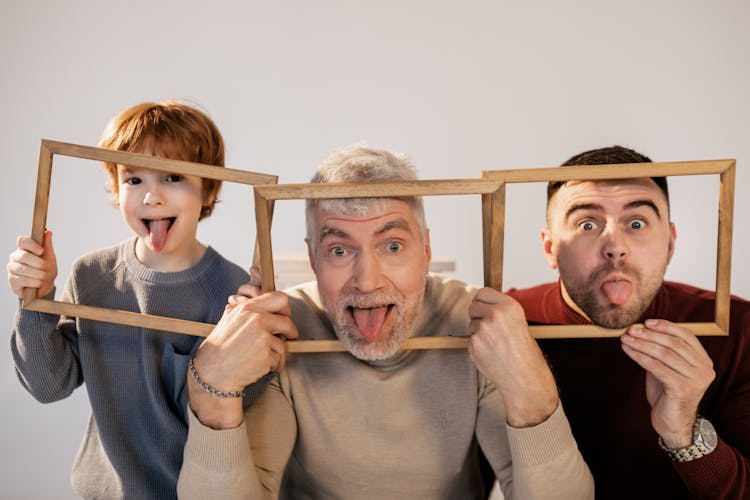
[21,139,278,337]
[23,142,736,351]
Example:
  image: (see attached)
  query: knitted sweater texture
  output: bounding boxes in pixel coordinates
[178,274,594,500]
[11,238,250,499]
[508,280,750,499]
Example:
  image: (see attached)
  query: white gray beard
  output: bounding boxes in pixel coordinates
[324,291,424,361]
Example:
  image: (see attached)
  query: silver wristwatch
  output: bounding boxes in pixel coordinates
[658,417,718,462]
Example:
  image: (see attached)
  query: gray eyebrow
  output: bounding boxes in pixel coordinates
[318,218,413,245]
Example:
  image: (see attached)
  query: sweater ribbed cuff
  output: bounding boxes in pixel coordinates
[185,407,252,472]
[505,403,577,467]
[673,438,735,495]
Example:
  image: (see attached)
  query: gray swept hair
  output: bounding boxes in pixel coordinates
[305,144,427,247]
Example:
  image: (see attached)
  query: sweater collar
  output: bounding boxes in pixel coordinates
[122,237,219,284]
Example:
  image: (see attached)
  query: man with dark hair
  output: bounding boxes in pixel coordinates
[508,145,750,498]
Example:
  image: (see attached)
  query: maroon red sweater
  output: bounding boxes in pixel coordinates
[507,281,750,500]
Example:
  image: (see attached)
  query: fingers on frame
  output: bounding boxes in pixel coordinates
[643,319,704,351]
[631,326,709,368]
[622,339,698,379]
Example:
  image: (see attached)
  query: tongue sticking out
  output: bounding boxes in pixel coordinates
[352,306,388,343]
[601,280,633,306]
[147,219,171,252]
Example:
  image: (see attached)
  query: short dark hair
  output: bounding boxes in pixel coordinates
[547,145,669,205]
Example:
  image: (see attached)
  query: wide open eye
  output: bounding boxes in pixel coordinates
[578,220,597,232]
[629,219,646,230]
[386,242,402,253]
[165,174,183,182]
[330,246,346,257]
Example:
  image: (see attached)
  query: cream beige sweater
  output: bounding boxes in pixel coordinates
[178,274,594,499]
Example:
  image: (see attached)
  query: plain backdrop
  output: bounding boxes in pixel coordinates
[1,1,748,498]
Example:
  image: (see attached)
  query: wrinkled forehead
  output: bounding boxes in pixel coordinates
[313,198,420,230]
[549,178,669,219]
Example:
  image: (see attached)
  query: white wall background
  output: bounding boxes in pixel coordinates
[1,1,748,498]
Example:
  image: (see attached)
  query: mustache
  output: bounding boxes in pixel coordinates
[588,261,640,285]
[337,293,401,309]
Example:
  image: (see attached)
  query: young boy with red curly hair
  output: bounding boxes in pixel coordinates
[8,101,253,499]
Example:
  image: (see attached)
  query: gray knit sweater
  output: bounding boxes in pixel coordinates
[11,238,250,500]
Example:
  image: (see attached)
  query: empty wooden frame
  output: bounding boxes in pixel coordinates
[21,139,278,337]
[28,147,733,347]
[253,178,505,353]
[483,159,736,339]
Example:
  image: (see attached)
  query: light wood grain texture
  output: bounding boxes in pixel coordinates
[253,178,505,297]
[483,159,736,337]
[250,178,507,351]
[285,336,472,353]
[21,139,277,336]
[42,139,277,184]
[715,161,736,333]
[255,189,276,294]
[21,148,735,345]
[482,160,735,183]
[528,322,726,339]
[282,321,727,351]
[23,141,53,306]
[486,185,505,289]
[23,298,216,337]
[482,192,492,287]
[254,178,503,200]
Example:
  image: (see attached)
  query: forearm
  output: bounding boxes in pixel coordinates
[187,372,246,429]
[502,382,559,428]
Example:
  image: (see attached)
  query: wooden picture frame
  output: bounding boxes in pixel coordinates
[21,139,278,337]
[253,178,505,352]
[482,159,736,339]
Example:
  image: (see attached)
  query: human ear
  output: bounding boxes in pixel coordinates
[423,228,432,265]
[666,222,677,264]
[203,190,216,207]
[541,228,559,270]
[305,238,317,275]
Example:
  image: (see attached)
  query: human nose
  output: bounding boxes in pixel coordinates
[601,224,627,261]
[142,184,164,206]
[352,249,385,292]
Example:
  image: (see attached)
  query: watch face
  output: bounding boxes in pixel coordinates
[697,418,718,449]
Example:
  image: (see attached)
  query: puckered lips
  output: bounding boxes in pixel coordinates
[600,274,633,306]
[142,217,176,252]
[347,304,396,343]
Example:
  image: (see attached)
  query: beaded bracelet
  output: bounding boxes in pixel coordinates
[188,358,245,399]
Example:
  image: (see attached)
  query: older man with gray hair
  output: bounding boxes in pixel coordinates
[177,145,594,499]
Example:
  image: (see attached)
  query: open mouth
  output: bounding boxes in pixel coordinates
[142,217,176,252]
[600,277,633,306]
[346,304,395,343]
[143,217,176,230]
